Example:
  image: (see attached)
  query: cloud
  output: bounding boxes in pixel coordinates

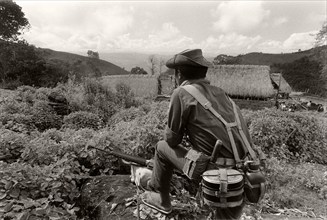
[283,31,317,50]
[257,31,318,53]
[19,1,134,51]
[273,17,288,26]
[105,23,195,54]
[200,34,262,55]
[212,1,270,33]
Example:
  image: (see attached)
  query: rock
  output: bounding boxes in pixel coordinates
[47,92,70,115]
[48,92,68,104]
[79,175,138,220]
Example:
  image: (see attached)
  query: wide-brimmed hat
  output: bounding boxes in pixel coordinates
[166,49,211,68]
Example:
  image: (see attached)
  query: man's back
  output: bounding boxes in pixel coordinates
[166,78,251,159]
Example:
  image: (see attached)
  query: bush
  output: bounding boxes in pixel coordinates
[0,129,29,162]
[16,85,37,104]
[108,101,169,158]
[20,128,123,176]
[0,161,80,219]
[0,98,31,115]
[31,101,62,131]
[0,113,36,133]
[108,106,147,126]
[115,82,139,108]
[244,108,327,164]
[264,157,327,210]
[63,111,102,130]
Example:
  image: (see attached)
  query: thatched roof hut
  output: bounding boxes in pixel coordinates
[207,65,275,99]
[270,73,292,94]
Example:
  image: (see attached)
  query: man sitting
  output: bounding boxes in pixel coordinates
[139,49,252,220]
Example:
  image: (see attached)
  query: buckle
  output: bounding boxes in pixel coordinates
[204,102,211,109]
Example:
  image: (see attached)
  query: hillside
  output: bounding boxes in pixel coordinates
[100,52,171,73]
[236,46,327,66]
[37,48,130,77]
[100,52,214,73]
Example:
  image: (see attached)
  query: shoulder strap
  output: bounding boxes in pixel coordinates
[182,85,258,164]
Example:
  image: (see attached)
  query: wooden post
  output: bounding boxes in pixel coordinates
[275,73,282,108]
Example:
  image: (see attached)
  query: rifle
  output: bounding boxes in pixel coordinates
[86,142,184,175]
[86,142,153,168]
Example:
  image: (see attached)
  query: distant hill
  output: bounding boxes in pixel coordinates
[100,52,171,73]
[100,52,215,73]
[214,46,326,66]
[37,48,130,78]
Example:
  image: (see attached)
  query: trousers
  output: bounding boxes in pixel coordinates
[149,140,244,220]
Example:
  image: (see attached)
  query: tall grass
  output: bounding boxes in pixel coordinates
[101,75,158,98]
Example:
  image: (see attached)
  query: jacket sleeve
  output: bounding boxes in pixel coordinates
[165,89,186,147]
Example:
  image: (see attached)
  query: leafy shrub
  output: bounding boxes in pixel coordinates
[115,82,139,108]
[244,108,327,164]
[108,106,147,126]
[264,157,327,209]
[31,101,62,131]
[63,111,102,130]
[0,98,31,115]
[16,85,37,104]
[81,78,118,121]
[0,113,36,133]
[20,128,123,176]
[108,101,169,158]
[0,129,29,162]
[0,161,80,219]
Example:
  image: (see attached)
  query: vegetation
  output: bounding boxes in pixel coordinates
[0,77,326,219]
[272,56,326,96]
[0,0,30,41]
[101,75,158,98]
[315,21,327,47]
[131,66,148,75]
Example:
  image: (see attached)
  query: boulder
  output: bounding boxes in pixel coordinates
[47,92,70,115]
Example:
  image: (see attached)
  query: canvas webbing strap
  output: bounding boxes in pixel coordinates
[182,85,257,164]
[229,99,258,161]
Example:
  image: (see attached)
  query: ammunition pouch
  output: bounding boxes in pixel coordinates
[182,148,210,180]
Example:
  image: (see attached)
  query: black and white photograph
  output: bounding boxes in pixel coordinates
[0,0,326,219]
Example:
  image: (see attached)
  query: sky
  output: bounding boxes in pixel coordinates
[16,0,327,56]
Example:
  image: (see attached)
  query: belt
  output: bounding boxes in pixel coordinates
[215,157,236,166]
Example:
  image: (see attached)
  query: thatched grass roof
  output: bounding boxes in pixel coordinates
[207,65,275,99]
[270,73,292,94]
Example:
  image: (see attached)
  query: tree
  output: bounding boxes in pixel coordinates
[0,41,68,88]
[87,50,99,59]
[273,56,325,96]
[0,0,30,41]
[131,66,147,75]
[148,55,158,75]
[315,21,327,47]
[158,58,166,74]
[213,54,241,65]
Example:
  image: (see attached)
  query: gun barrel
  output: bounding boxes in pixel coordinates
[110,151,147,166]
[88,145,147,166]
